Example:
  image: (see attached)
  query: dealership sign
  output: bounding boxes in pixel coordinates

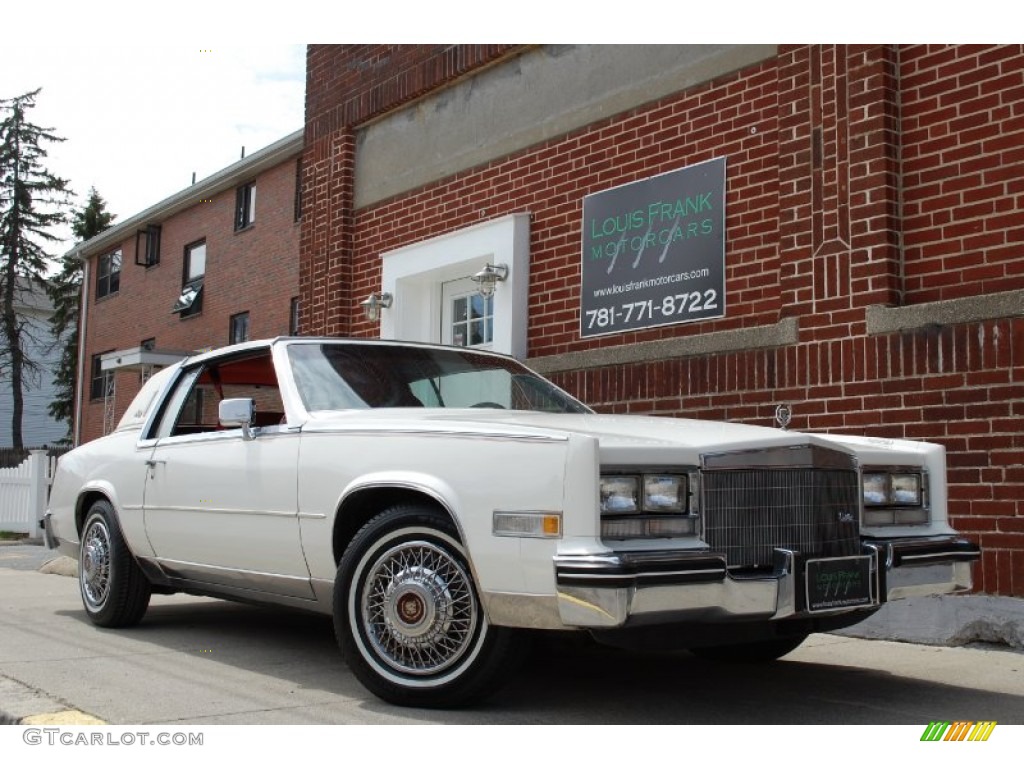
[580,157,726,338]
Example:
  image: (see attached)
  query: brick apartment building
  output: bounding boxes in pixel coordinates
[70,130,302,445]
[299,45,1024,597]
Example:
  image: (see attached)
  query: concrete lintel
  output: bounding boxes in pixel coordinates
[528,316,798,375]
[356,45,777,209]
[866,289,1024,335]
[101,346,189,371]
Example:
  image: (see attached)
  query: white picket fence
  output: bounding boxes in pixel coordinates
[0,451,57,536]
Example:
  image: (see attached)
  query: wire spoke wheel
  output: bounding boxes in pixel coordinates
[335,504,526,708]
[361,540,479,676]
[77,500,151,628]
[80,517,112,610]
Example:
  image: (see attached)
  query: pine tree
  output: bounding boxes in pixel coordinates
[48,188,115,441]
[0,89,71,450]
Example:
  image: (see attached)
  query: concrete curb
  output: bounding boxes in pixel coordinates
[0,676,106,726]
[834,593,1024,650]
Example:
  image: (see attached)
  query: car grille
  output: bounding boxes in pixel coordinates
[702,452,861,570]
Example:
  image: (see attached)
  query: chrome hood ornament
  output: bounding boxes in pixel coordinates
[775,403,792,430]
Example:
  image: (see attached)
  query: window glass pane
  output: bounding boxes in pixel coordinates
[187,243,206,280]
[230,312,250,344]
[287,343,591,414]
[469,294,485,319]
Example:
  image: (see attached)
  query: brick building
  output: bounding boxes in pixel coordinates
[299,45,1024,598]
[70,130,302,445]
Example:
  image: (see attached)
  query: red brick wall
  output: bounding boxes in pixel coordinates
[80,158,301,444]
[300,44,1024,595]
[300,45,525,337]
[901,45,1024,302]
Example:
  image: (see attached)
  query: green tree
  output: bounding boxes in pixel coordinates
[0,89,71,450]
[48,188,115,440]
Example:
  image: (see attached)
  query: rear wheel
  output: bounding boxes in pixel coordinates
[79,499,151,627]
[334,504,524,707]
[688,634,808,663]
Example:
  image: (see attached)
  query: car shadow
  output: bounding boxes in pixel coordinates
[55,596,1022,725]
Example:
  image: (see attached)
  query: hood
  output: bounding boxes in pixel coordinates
[302,408,855,466]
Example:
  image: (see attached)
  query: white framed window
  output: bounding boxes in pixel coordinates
[379,213,530,358]
[442,277,494,349]
[96,249,121,298]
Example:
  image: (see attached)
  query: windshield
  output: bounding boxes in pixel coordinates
[287,342,591,414]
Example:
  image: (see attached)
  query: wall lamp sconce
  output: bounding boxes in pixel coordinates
[471,263,509,299]
[360,291,393,322]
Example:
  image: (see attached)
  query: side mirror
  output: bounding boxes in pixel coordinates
[219,398,256,441]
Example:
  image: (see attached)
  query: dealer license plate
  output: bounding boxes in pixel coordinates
[806,555,874,612]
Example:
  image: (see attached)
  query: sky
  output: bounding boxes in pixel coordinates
[0,44,306,257]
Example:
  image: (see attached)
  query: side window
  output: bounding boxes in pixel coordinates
[173,240,206,317]
[235,181,256,231]
[149,367,202,440]
[229,311,250,344]
[90,351,114,400]
[96,250,122,299]
[156,352,284,438]
[135,225,161,267]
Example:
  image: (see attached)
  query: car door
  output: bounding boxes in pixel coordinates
[142,350,313,599]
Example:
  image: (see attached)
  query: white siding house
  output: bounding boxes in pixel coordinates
[0,280,66,448]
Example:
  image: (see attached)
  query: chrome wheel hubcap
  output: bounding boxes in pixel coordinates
[361,540,478,676]
[81,520,111,609]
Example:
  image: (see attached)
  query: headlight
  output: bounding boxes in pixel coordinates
[644,475,687,513]
[862,469,928,526]
[600,470,698,539]
[600,476,639,514]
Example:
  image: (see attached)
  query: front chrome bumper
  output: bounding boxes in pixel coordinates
[553,536,979,628]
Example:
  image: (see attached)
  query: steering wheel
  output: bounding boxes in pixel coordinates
[470,402,506,409]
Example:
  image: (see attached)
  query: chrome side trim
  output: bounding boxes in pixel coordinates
[555,551,728,589]
[155,558,315,600]
[163,577,322,612]
[302,425,568,443]
[483,592,566,630]
[149,506,297,517]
